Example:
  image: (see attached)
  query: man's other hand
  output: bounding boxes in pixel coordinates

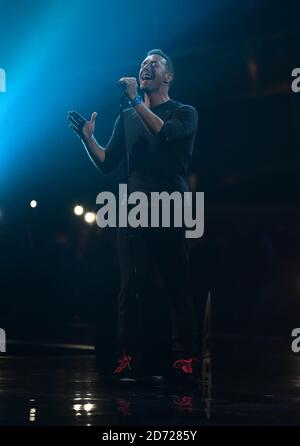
[68,111,97,143]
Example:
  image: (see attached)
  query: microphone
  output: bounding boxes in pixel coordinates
[115,80,127,90]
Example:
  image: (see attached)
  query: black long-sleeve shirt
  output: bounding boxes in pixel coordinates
[100,99,198,194]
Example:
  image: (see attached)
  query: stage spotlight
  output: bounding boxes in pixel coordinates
[29,407,36,422]
[84,212,96,224]
[74,205,84,216]
[73,404,82,412]
[30,200,37,208]
[83,403,94,412]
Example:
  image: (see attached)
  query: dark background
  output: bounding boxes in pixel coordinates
[0,0,299,339]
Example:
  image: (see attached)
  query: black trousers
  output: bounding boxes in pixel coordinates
[117,227,197,362]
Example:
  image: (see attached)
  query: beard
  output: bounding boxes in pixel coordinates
[140,84,151,93]
[140,81,160,94]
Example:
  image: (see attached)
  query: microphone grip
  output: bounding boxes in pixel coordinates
[115,80,127,90]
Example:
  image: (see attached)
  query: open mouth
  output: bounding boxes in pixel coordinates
[141,71,154,81]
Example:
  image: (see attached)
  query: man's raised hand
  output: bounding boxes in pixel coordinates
[68,111,97,143]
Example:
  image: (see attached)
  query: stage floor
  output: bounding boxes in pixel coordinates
[0,335,297,426]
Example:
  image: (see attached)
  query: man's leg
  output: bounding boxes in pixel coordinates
[117,230,156,356]
[117,229,138,355]
[152,228,198,359]
[117,229,170,376]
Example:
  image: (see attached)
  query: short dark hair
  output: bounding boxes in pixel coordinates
[146,49,175,79]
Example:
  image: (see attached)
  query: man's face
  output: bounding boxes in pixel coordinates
[139,54,171,93]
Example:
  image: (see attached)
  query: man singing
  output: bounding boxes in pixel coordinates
[68,49,199,384]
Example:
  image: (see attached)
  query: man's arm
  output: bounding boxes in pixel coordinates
[117,78,164,135]
[135,103,198,143]
[132,102,164,135]
[117,77,198,141]
[82,135,106,169]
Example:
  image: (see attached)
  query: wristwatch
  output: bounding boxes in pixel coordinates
[129,95,143,107]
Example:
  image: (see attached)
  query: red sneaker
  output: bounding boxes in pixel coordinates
[113,353,136,382]
[169,358,200,386]
[173,359,194,374]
